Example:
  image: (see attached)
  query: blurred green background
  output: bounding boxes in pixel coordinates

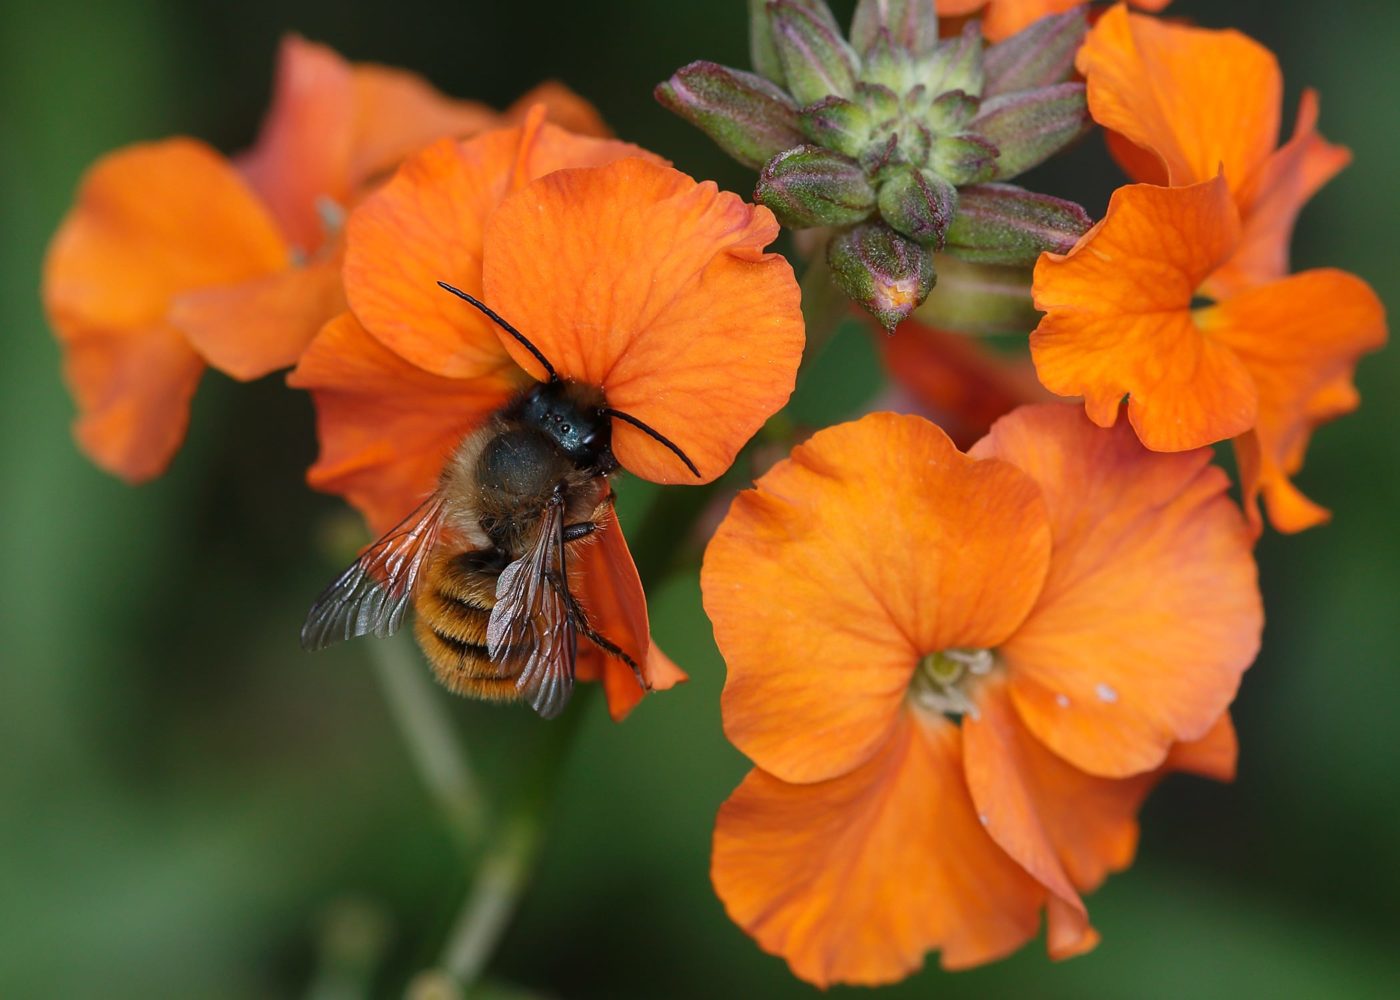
[2,1,1397,996]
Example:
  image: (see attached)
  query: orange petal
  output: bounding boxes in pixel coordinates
[238,36,356,253]
[711,718,1044,987]
[504,81,611,139]
[972,404,1262,778]
[1165,711,1237,782]
[1208,90,1353,297]
[348,63,500,187]
[287,313,520,534]
[1201,269,1386,534]
[962,677,1093,958]
[880,319,1053,449]
[343,107,654,380]
[174,254,345,380]
[1078,6,1281,191]
[572,509,686,722]
[703,412,1051,784]
[1030,178,1257,452]
[481,157,804,484]
[976,0,1170,42]
[43,138,288,481]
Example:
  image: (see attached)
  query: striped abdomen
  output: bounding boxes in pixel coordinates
[413,547,521,701]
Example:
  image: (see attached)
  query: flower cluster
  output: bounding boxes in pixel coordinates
[39,1,1387,992]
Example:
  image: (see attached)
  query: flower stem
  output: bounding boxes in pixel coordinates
[368,634,489,851]
[434,686,593,991]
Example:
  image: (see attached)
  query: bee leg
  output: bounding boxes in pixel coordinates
[547,572,647,688]
[562,521,597,543]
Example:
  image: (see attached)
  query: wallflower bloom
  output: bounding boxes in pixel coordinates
[292,111,806,717]
[941,0,1168,41]
[1077,4,1349,295]
[42,35,602,482]
[1031,179,1386,534]
[703,406,1260,985]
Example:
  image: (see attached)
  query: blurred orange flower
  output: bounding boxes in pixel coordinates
[1078,4,1350,295]
[940,0,1168,41]
[293,113,805,717]
[702,406,1260,985]
[42,34,602,482]
[1031,179,1385,534]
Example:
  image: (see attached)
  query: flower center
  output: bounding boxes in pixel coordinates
[909,647,994,721]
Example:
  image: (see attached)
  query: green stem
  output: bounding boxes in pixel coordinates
[368,635,489,851]
[435,686,593,991]
[798,251,852,371]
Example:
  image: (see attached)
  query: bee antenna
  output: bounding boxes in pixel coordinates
[601,408,702,479]
[436,281,559,383]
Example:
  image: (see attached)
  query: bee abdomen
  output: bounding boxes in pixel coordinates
[414,549,520,700]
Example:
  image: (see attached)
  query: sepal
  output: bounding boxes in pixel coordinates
[972,82,1089,181]
[756,144,876,227]
[878,165,957,247]
[982,9,1088,98]
[656,62,806,169]
[769,0,860,105]
[943,183,1091,265]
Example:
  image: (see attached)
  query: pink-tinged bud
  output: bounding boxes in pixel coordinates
[768,0,860,106]
[920,21,984,97]
[972,82,1089,181]
[798,96,873,158]
[878,165,957,247]
[656,62,806,169]
[931,133,999,185]
[748,0,842,85]
[982,9,1088,98]
[756,144,876,228]
[827,221,935,331]
[925,89,980,133]
[850,0,939,57]
[944,183,1092,265]
[859,28,916,93]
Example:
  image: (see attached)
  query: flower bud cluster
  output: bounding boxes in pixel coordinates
[657,0,1093,328]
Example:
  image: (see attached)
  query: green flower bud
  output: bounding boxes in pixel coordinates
[769,0,860,106]
[983,9,1087,99]
[798,96,872,158]
[749,0,843,85]
[859,29,916,94]
[850,0,939,57]
[756,144,876,228]
[827,221,935,331]
[920,22,985,98]
[971,82,1089,181]
[878,165,957,247]
[855,81,900,126]
[656,62,805,170]
[944,183,1092,265]
[931,133,999,185]
[925,89,980,133]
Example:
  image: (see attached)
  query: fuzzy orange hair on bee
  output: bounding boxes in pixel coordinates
[300,283,698,718]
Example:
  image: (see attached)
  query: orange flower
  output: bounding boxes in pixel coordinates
[42,35,602,482]
[1031,178,1385,532]
[1077,5,1351,296]
[880,319,1053,448]
[702,405,1260,985]
[940,0,1168,41]
[292,114,805,716]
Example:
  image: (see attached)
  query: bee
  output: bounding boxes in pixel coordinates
[300,282,698,718]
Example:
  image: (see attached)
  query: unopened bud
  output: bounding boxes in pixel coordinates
[827,221,935,331]
[982,9,1088,98]
[769,0,860,105]
[925,90,980,133]
[859,29,916,94]
[878,165,957,247]
[850,0,939,57]
[798,96,872,158]
[920,22,985,98]
[756,145,876,228]
[972,82,1089,181]
[944,183,1092,265]
[931,133,999,185]
[656,62,805,169]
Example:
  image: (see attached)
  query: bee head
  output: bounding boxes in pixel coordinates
[514,380,615,472]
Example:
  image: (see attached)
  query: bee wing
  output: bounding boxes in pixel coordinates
[301,496,447,650]
[487,498,578,719]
